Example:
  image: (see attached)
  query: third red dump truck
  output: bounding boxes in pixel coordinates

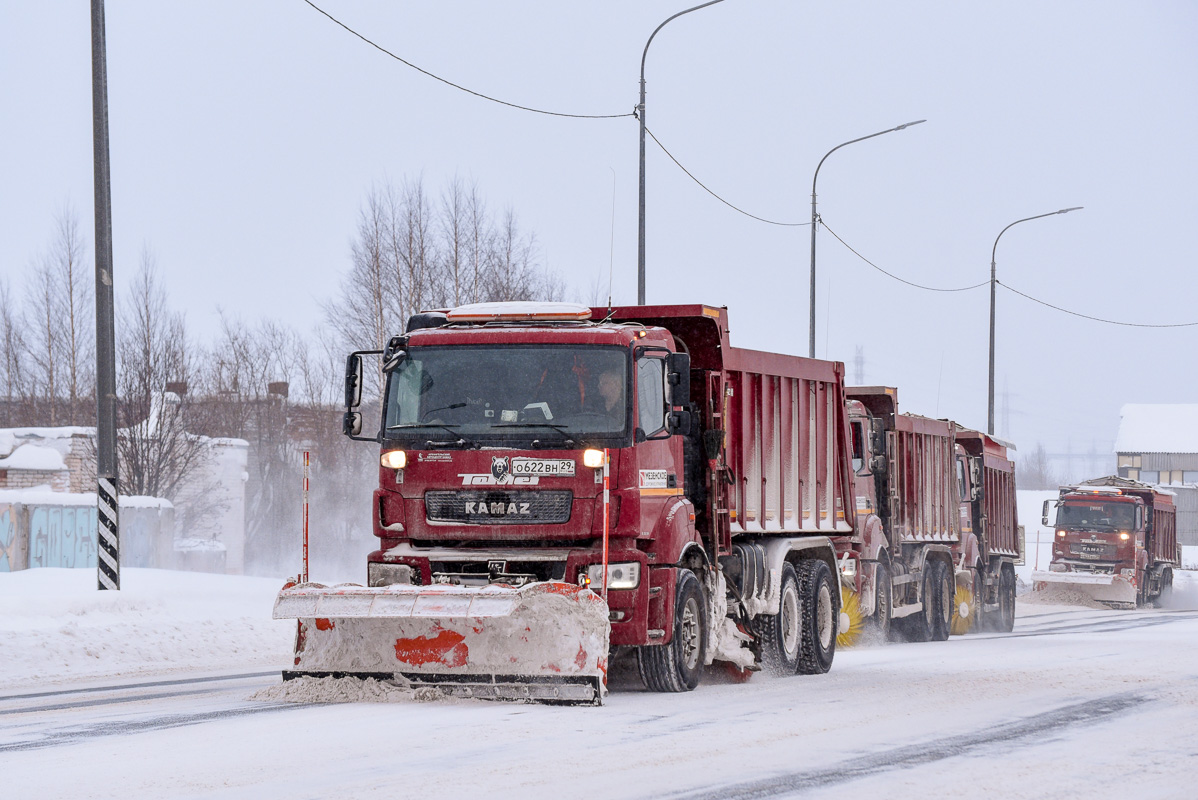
[1033,476,1179,607]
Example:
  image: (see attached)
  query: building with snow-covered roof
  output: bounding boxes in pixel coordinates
[1115,403,1198,546]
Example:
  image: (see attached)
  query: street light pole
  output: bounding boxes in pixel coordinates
[987,206,1083,434]
[91,0,120,591]
[808,120,925,358]
[638,0,725,306]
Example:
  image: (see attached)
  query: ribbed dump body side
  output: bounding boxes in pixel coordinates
[722,348,856,537]
[888,414,959,544]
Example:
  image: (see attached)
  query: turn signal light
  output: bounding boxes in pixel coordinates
[583,448,605,468]
[380,450,407,470]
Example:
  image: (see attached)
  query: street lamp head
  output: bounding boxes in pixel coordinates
[1057,206,1084,214]
[894,119,927,131]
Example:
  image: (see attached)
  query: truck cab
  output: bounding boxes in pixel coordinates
[1037,476,1178,607]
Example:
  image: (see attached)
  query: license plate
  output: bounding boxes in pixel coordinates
[1079,552,1102,560]
[511,458,575,477]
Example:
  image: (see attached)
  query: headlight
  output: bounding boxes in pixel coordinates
[381,450,406,470]
[587,561,641,590]
[367,562,414,587]
[583,448,605,468]
[1119,532,1130,541]
[839,559,857,577]
[1056,530,1066,538]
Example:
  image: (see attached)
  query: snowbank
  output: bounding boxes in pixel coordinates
[0,567,293,690]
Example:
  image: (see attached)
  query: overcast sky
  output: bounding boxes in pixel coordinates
[2,1,1196,475]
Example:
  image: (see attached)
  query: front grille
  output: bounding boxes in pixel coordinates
[425,490,573,525]
[1070,543,1117,560]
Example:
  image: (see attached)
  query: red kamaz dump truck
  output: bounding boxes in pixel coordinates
[1033,476,1179,607]
[274,302,855,703]
[832,388,1021,641]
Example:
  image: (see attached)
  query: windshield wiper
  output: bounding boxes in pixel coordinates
[387,423,477,448]
[492,422,576,446]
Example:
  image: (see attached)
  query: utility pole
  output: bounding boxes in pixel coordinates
[91,0,120,590]
[637,0,726,305]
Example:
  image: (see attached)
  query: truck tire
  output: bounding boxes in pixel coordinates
[1156,568,1173,608]
[930,560,952,642]
[637,569,706,692]
[796,559,837,675]
[902,565,938,642]
[993,564,1016,632]
[753,562,802,675]
[869,559,893,641]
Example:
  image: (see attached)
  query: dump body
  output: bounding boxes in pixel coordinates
[277,303,851,698]
[837,387,960,638]
[1034,476,1179,606]
[952,427,1021,630]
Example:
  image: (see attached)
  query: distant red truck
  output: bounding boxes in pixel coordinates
[1033,477,1180,607]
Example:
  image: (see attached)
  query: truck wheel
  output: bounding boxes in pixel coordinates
[1156,568,1173,608]
[994,564,1016,632]
[930,561,952,642]
[869,559,893,641]
[903,565,938,642]
[796,559,837,675]
[753,562,802,675]
[637,569,706,692]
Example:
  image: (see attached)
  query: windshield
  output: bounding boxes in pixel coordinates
[384,344,629,443]
[1056,500,1136,531]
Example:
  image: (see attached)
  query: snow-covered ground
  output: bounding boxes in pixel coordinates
[3,567,1198,799]
[0,568,293,690]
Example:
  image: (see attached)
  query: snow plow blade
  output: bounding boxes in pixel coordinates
[273,581,610,705]
[1031,571,1136,605]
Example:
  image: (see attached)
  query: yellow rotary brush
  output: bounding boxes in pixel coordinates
[837,587,865,648]
[950,582,976,635]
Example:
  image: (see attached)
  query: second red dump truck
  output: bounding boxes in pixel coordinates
[833,388,1022,641]
[1033,476,1179,607]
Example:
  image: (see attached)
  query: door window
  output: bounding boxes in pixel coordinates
[636,357,667,437]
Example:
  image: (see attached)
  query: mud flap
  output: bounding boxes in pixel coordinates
[273,581,610,705]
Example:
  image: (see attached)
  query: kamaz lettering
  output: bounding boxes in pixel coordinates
[466,501,532,516]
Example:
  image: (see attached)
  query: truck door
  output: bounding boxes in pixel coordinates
[634,352,686,540]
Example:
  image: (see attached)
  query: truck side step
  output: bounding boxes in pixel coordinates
[891,602,923,619]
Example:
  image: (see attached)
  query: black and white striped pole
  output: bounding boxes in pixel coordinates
[91,0,120,590]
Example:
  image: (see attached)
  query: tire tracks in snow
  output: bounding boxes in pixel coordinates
[0,702,306,753]
[0,671,280,716]
[1002,609,1198,640]
[666,691,1150,800]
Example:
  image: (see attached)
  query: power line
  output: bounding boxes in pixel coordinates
[997,280,1198,328]
[302,1,633,120]
[644,127,808,227]
[819,218,987,292]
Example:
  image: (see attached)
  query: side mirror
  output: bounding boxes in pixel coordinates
[869,417,886,454]
[1041,499,1052,527]
[345,354,364,409]
[667,409,693,436]
[665,352,691,405]
[343,411,363,437]
[969,456,983,501]
[1135,505,1144,530]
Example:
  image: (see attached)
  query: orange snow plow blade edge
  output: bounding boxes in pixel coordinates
[273,581,610,705]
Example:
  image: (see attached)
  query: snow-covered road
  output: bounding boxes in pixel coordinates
[3,569,1197,800]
